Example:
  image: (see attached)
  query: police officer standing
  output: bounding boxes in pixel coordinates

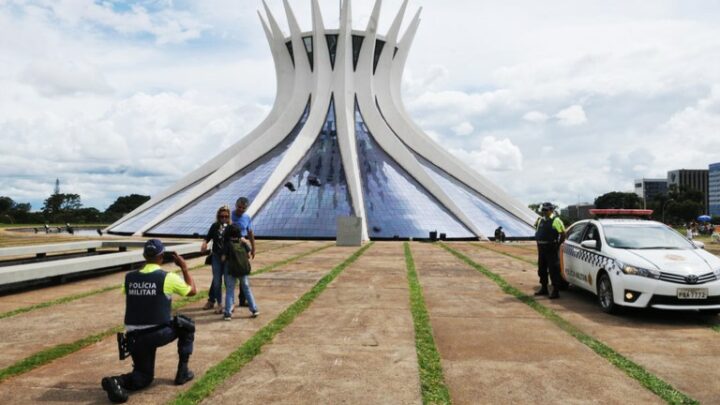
[534,202,566,299]
[101,239,197,403]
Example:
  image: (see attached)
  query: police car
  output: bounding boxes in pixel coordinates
[561,209,720,313]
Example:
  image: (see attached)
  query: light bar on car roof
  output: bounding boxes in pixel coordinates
[589,209,654,218]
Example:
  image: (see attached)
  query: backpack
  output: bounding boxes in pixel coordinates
[226,240,251,277]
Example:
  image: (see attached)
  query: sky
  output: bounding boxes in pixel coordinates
[1,0,719,211]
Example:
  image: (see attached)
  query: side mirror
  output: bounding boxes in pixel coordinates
[580,240,598,250]
[693,240,705,249]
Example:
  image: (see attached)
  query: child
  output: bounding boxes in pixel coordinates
[222,224,259,319]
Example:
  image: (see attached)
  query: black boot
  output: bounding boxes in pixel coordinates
[534,285,549,296]
[175,361,194,385]
[549,287,560,299]
[101,376,128,403]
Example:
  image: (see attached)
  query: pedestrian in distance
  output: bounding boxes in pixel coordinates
[534,202,566,299]
[200,205,231,312]
[100,239,197,404]
[494,226,506,243]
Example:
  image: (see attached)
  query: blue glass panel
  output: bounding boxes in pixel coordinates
[108,178,205,234]
[416,155,535,237]
[146,102,311,236]
[253,99,353,238]
[355,103,473,239]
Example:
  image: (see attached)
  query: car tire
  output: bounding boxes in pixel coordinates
[597,272,618,314]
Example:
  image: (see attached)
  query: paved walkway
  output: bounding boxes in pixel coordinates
[0,244,356,404]
[202,242,421,405]
[0,241,310,371]
[0,241,296,314]
[411,243,661,404]
[455,242,720,404]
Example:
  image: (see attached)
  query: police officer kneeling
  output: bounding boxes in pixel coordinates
[534,202,566,299]
[101,239,197,403]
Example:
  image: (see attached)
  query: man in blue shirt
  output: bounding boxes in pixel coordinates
[230,197,259,317]
[231,197,255,259]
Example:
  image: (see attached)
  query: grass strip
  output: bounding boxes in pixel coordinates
[0,242,322,320]
[0,243,332,384]
[471,242,537,265]
[404,243,452,405]
[439,242,698,405]
[171,242,374,405]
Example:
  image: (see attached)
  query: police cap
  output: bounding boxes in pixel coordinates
[143,239,165,257]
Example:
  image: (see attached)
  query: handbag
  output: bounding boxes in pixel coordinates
[204,253,212,266]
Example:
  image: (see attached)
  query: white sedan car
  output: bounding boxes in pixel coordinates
[561,216,720,313]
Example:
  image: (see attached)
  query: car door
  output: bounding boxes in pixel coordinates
[561,221,588,288]
[576,223,605,290]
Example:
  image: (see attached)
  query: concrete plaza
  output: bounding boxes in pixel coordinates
[0,234,719,404]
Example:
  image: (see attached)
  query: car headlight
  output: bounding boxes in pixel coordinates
[616,261,660,279]
[714,268,720,279]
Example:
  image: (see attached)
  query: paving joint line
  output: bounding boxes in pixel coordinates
[0,243,334,384]
[169,242,374,405]
[404,242,452,405]
[439,242,698,405]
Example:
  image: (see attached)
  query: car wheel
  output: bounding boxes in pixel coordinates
[597,272,618,314]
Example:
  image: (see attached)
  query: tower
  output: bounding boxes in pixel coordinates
[107,0,537,240]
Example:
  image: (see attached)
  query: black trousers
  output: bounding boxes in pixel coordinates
[119,325,194,390]
[537,243,562,288]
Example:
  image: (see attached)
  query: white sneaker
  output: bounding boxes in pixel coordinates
[251,311,259,318]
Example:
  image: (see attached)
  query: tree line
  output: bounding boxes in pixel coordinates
[0,193,150,225]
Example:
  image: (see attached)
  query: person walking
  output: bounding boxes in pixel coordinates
[231,197,258,317]
[200,206,231,312]
[534,202,566,299]
[100,239,197,403]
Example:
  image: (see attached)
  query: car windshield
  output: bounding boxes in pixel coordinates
[603,224,696,250]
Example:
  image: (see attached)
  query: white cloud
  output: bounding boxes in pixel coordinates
[20,59,113,96]
[451,121,474,136]
[36,0,208,45]
[555,105,587,126]
[523,111,549,123]
[450,136,523,173]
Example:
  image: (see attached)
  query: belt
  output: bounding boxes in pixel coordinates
[126,323,171,336]
[536,241,556,245]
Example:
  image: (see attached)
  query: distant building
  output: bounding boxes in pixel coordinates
[710,163,720,216]
[667,169,709,212]
[561,203,595,221]
[634,178,668,205]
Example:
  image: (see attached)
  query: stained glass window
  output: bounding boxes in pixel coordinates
[416,155,535,237]
[107,180,204,235]
[145,101,311,236]
[253,98,353,238]
[355,102,473,239]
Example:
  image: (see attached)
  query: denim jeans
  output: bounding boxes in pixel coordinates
[209,253,224,304]
[223,268,236,317]
[239,275,258,313]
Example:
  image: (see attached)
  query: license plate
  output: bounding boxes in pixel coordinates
[677,288,708,299]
